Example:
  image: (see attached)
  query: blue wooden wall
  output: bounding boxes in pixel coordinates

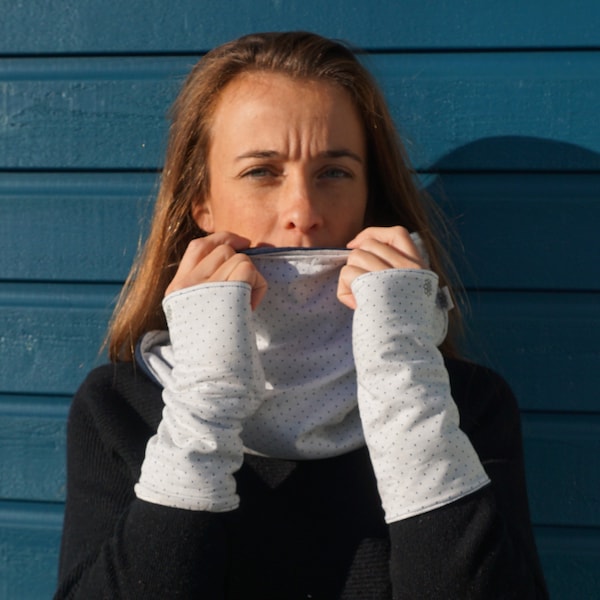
[1,1,599,597]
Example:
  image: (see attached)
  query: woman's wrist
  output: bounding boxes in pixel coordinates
[136,282,265,512]
[351,269,488,523]
[351,268,448,350]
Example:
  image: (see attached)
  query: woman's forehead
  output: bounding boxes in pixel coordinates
[208,72,365,152]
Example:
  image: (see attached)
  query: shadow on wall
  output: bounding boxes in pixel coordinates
[420,136,600,404]
[426,135,600,172]
[422,135,600,293]
[427,138,600,600]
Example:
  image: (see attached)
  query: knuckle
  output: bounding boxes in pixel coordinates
[214,243,235,258]
[186,237,208,252]
[390,225,410,237]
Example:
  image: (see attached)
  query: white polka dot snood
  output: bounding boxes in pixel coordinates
[135,237,489,521]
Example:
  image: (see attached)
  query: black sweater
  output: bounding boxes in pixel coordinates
[55,358,548,599]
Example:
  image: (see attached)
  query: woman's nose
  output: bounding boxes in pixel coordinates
[282,174,324,233]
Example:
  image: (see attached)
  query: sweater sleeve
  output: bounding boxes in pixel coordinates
[351,269,548,598]
[386,363,549,599]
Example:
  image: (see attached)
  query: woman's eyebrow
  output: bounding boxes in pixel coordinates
[235,150,280,160]
[235,149,364,163]
[320,149,364,164]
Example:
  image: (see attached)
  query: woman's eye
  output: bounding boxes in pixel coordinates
[243,167,276,179]
[320,167,351,179]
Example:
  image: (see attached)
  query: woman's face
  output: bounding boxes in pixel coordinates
[194,72,368,248]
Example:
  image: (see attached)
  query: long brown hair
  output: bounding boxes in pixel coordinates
[108,31,461,360]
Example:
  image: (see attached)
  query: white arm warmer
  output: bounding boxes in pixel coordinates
[135,282,265,512]
[351,269,490,523]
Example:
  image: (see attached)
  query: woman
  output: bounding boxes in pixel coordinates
[55,32,548,598]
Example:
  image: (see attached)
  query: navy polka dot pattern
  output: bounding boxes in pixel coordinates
[243,249,362,458]
[351,269,489,523]
[135,241,487,520]
[136,282,265,512]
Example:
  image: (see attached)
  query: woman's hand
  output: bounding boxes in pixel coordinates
[165,232,268,309]
[337,226,427,309]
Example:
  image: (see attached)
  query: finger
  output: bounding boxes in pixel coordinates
[337,226,427,309]
[166,243,237,295]
[177,232,251,274]
[347,227,426,269]
[166,233,253,296]
[210,254,268,310]
[347,239,425,271]
[186,252,268,310]
[348,226,424,264]
[336,264,368,310]
[347,225,413,248]
[225,259,268,310]
[209,252,255,283]
[194,244,239,280]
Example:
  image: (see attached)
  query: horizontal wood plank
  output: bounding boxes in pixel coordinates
[0,4,597,599]
[0,504,599,599]
[466,291,600,413]
[429,173,600,291]
[2,172,598,290]
[0,283,117,395]
[1,0,599,54]
[0,285,597,413]
[1,52,600,170]
[535,526,600,600]
[2,401,599,531]
[522,414,600,528]
[0,501,63,600]
[0,172,155,283]
[0,396,68,502]
[0,56,185,170]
